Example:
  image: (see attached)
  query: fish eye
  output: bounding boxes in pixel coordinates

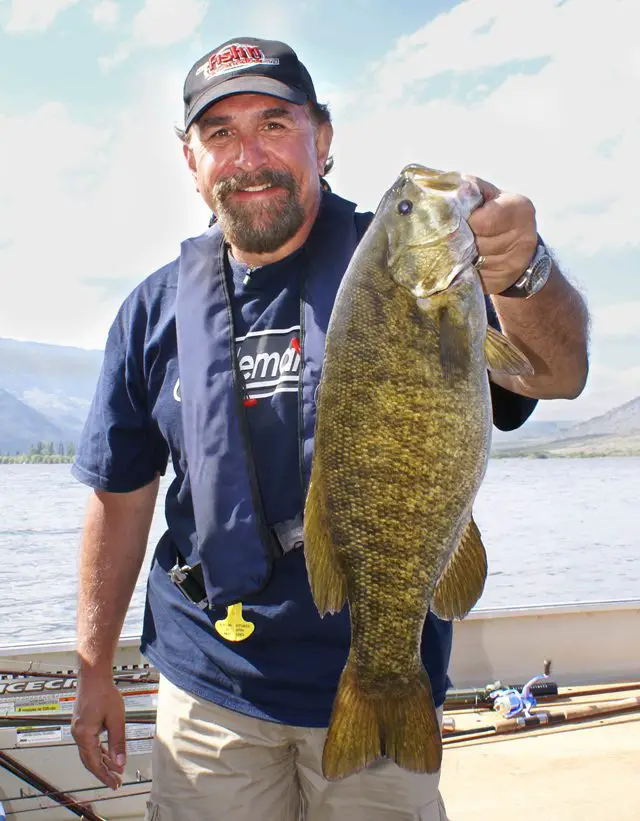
[397,199,413,216]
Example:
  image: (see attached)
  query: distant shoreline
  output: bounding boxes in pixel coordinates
[0,456,74,464]
[491,450,640,459]
[1,453,639,467]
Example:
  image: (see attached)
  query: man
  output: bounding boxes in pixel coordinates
[70,37,589,821]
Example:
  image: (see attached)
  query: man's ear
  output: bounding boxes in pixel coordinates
[315,121,334,177]
[183,142,198,187]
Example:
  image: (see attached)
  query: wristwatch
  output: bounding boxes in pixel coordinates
[499,239,553,298]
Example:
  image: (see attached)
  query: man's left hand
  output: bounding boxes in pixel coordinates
[467,178,538,295]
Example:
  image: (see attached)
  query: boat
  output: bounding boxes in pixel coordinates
[1,598,639,820]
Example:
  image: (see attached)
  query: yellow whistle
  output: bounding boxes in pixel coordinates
[214,603,255,642]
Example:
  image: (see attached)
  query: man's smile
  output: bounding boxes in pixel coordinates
[230,184,287,201]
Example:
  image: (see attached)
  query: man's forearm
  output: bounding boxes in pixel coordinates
[490,264,590,400]
[77,477,160,675]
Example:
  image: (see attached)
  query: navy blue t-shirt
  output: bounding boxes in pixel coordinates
[72,235,536,727]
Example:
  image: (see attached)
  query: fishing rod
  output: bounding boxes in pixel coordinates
[445,680,640,710]
[0,668,158,683]
[4,777,152,816]
[0,709,156,728]
[443,694,640,745]
[7,790,152,817]
[0,750,106,821]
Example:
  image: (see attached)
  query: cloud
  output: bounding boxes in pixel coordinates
[4,0,80,32]
[98,43,130,72]
[1,0,637,428]
[592,302,640,340]
[98,0,208,70]
[92,0,119,28]
[132,0,207,47]
[326,0,639,424]
[330,0,640,257]
[241,0,302,44]
[0,70,209,349]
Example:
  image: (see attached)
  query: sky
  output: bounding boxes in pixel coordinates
[0,0,638,422]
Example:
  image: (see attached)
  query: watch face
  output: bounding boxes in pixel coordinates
[527,256,552,294]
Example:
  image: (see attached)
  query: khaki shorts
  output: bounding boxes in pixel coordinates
[145,676,450,821]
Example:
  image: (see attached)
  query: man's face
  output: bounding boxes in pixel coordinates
[184,94,333,256]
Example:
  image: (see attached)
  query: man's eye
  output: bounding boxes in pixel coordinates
[211,128,231,139]
[265,121,285,131]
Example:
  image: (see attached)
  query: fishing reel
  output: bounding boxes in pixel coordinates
[489,674,550,719]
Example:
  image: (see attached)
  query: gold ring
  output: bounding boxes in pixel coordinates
[475,255,486,270]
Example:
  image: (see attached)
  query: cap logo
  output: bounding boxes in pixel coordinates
[196,44,280,81]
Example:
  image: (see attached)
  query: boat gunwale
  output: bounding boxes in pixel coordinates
[1,598,639,657]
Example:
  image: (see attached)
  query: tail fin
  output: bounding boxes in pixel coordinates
[322,662,442,781]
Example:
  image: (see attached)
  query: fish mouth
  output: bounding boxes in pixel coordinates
[402,165,463,193]
[397,164,483,222]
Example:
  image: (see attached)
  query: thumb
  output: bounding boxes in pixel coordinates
[467,178,505,238]
[105,699,127,771]
[466,175,501,205]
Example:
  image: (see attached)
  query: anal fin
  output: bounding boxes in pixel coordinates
[303,469,347,617]
[485,326,534,377]
[431,516,487,620]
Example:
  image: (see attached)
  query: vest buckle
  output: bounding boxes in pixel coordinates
[271,513,304,555]
[168,562,209,609]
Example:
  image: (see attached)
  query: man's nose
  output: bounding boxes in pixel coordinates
[234,135,268,171]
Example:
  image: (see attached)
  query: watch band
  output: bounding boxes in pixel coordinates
[499,238,552,299]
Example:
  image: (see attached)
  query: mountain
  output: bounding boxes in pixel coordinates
[493,396,640,457]
[491,419,574,450]
[0,338,103,453]
[0,338,103,398]
[560,395,640,438]
[1,336,638,458]
[0,388,71,454]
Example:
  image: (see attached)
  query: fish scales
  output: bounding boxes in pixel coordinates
[316,237,490,672]
[304,164,533,781]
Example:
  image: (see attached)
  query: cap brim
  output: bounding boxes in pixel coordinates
[186,76,307,129]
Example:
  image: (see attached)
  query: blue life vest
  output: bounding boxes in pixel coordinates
[176,192,368,607]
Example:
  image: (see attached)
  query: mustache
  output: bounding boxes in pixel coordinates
[214,169,297,200]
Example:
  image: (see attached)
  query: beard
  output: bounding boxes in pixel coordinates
[211,169,306,254]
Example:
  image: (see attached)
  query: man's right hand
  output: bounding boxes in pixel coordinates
[71,672,127,790]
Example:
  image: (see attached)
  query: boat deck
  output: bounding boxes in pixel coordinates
[2,604,639,820]
[440,690,640,821]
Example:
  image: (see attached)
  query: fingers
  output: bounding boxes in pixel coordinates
[105,703,127,775]
[74,731,123,790]
[71,684,126,791]
[469,198,509,237]
[472,194,534,235]
[474,227,525,257]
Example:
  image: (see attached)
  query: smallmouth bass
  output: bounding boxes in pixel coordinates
[304,165,533,780]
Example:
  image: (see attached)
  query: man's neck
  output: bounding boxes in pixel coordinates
[229,191,323,268]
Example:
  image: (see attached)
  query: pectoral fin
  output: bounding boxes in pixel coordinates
[431,516,487,620]
[484,326,534,376]
[439,307,469,382]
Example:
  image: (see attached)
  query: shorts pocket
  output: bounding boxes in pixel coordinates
[144,800,160,821]
[418,794,449,821]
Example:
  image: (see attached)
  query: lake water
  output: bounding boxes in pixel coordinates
[0,459,638,646]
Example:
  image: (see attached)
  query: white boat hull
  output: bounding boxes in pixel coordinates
[1,599,638,819]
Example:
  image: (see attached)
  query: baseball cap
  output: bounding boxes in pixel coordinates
[183,37,318,130]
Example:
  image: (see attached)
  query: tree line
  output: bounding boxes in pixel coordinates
[0,441,77,464]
